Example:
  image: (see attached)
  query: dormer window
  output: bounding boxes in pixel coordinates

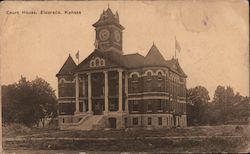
[96,59,100,66]
[90,57,105,67]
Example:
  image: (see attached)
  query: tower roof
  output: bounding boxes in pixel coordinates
[144,43,166,66]
[56,55,77,76]
[93,8,124,29]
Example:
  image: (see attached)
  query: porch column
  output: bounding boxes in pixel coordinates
[87,73,92,114]
[180,115,183,127]
[176,116,178,126]
[118,69,123,112]
[124,72,129,113]
[75,74,80,113]
[104,71,109,114]
[82,78,86,112]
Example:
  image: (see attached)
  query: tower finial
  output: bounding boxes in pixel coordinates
[108,3,110,8]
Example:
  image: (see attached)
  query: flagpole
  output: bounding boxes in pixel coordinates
[76,50,79,65]
[175,36,176,59]
[78,51,79,65]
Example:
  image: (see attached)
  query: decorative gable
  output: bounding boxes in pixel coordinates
[74,49,126,72]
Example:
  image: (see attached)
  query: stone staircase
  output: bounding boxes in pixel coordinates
[60,115,106,130]
[82,115,106,130]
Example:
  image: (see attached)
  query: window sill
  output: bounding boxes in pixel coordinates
[131,111,139,113]
[131,81,139,83]
[157,110,163,113]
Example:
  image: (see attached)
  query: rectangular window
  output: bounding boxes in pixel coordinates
[82,80,86,96]
[109,99,118,111]
[124,118,128,128]
[158,117,162,125]
[156,100,163,111]
[157,81,164,92]
[148,117,152,125]
[133,117,138,125]
[131,82,139,93]
[145,82,152,92]
[110,102,115,111]
[147,101,153,112]
[132,101,139,111]
[59,83,65,97]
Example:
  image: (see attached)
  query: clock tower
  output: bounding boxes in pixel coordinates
[93,8,125,54]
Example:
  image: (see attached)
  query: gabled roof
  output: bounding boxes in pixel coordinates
[144,44,166,66]
[57,55,77,76]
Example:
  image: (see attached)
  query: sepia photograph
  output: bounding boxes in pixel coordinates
[0,0,249,153]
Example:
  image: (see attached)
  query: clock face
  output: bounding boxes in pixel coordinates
[99,29,110,41]
[114,31,121,42]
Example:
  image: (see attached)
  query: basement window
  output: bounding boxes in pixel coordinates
[148,117,152,125]
[158,117,162,125]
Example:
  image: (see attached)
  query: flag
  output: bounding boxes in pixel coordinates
[75,50,79,60]
[175,38,181,53]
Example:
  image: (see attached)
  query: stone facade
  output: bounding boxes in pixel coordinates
[56,8,188,130]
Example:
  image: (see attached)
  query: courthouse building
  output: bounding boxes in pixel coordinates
[56,8,187,130]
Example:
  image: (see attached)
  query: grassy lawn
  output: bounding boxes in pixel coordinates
[3,124,250,138]
[2,124,250,152]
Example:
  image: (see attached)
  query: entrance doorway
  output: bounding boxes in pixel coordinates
[109,118,116,128]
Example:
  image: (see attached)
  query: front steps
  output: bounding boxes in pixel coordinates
[60,115,106,130]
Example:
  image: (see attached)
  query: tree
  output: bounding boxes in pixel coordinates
[212,85,250,124]
[233,95,250,123]
[186,86,210,125]
[2,76,58,126]
[187,85,249,126]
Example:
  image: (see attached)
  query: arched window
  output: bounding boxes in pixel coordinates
[147,72,152,81]
[158,72,163,80]
[60,78,65,85]
[100,59,104,66]
[91,61,94,67]
[59,80,65,97]
[132,74,138,82]
[96,59,99,66]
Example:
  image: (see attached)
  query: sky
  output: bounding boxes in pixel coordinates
[0,0,249,98]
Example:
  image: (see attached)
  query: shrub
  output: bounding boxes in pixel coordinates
[2,123,31,137]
